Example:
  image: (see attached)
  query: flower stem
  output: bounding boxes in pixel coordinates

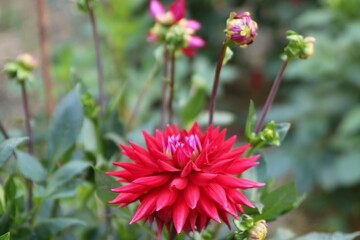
[20,82,34,211]
[254,59,289,133]
[161,47,169,129]
[168,50,176,124]
[36,0,55,116]
[0,121,9,139]
[209,44,227,125]
[87,0,106,116]
[126,62,160,133]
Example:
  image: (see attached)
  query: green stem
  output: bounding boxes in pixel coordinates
[168,50,176,124]
[209,44,227,126]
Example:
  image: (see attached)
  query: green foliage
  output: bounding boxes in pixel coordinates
[94,167,117,203]
[180,86,206,128]
[0,137,27,167]
[35,218,85,240]
[16,151,47,183]
[48,86,84,171]
[0,232,10,240]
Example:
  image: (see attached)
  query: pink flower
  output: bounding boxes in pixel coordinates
[182,35,206,56]
[150,0,186,25]
[107,123,265,238]
[225,12,258,48]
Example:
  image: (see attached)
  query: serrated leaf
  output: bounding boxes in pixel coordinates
[16,151,47,183]
[256,182,303,222]
[180,87,206,127]
[0,137,28,167]
[0,232,10,240]
[245,100,257,140]
[296,231,360,240]
[48,86,84,171]
[94,168,118,203]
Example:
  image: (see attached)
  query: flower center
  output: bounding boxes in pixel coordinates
[164,134,202,161]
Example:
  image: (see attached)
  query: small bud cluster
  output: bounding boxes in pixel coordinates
[225,12,258,48]
[248,121,282,149]
[233,215,268,240]
[282,30,316,60]
[3,53,37,84]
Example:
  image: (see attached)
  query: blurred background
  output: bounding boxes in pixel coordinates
[0,0,359,237]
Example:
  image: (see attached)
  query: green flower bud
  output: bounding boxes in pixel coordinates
[282,30,316,61]
[3,54,37,84]
[17,53,37,71]
[260,121,280,146]
[248,220,268,240]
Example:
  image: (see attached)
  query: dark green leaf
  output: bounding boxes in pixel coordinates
[0,137,28,167]
[16,151,47,183]
[0,232,10,240]
[48,86,84,171]
[245,100,257,140]
[50,160,90,188]
[180,87,206,127]
[35,218,85,239]
[256,182,304,222]
[94,168,118,203]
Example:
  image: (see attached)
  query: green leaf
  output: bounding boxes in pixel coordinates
[16,151,47,183]
[180,87,206,128]
[275,122,291,144]
[94,168,118,203]
[245,100,257,140]
[335,153,360,187]
[256,182,305,222]
[296,231,360,240]
[0,137,28,167]
[50,160,90,188]
[337,106,360,136]
[35,218,85,239]
[0,232,10,240]
[48,86,84,171]
[222,46,234,65]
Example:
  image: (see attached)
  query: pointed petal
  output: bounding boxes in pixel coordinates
[109,193,141,204]
[181,161,199,177]
[169,0,186,22]
[205,183,228,207]
[133,174,172,187]
[156,218,164,240]
[156,188,178,211]
[227,189,255,208]
[215,174,265,189]
[173,196,190,234]
[224,159,260,175]
[170,177,188,190]
[188,36,206,48]
[189,172,217,186]
[186,19,201,30]
[183,184,200,209]
[130,193,157,223]
[111,183,149,193]
[198,196,221,223]
[149,0,166,21]
[158,160,180,172]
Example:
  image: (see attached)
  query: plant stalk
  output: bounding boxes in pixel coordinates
[87,0,106,116]
[36,0,56,116]
[0,121,9,139]
[254,59,289,133]
[20,82,34,211]
[168,50,176,124]
[161,48,169,128]
[209,44,227,125]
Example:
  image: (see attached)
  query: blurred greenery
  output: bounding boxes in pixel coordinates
[0,0,360,239]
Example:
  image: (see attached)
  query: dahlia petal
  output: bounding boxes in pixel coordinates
[182,48,197,57]
[189,122,202,137]
[174,147,190,167]
[173,196,190,234]
[196,213,209,232]
[194,150,209,166]
[133,174,172,187]
[227,189,255,208]
[183,184,200,209]
[190,172,217,186]
[169,0,186,22]
[181,161,199,177]
[115,162,156,175]
[215,174,265,189]
[133,151,158,169]
[224,159,260,175]
[156,218,164,240]
[186,19,201,30]
[130,193,157,224]
[219,135,237,153]
[205,183,228,207]
[156,188,178,211]
[188,36,206,48]
[143,130,163,152]
[224,202,239,218]
[106,170,133,181]
[188,211,198,231]
[149,0,166,21]
[111,183,149,193]
[158,160,180,172]
[170,177,188,190]
[198,196,221,223]
[219,210,231,229]
[109,193,141,204]
[204,158,234,173]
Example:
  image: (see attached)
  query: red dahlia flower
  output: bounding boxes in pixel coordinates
[150,0,186,25]
[107,123,264,238]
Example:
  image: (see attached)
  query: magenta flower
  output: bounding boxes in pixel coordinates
[107,123,265,238]
[225,12,258,48]
[149,0,186,25]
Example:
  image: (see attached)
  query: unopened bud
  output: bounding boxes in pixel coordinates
[300,36,315,59]
[17,53,37,71]
[225,12,258,48]
[248,220,268,240]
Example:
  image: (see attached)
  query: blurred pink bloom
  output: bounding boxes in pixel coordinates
[183,35,206,57]
[150,0,186,25]
[107,123,264,238]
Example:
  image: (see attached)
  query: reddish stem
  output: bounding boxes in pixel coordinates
[87,0,106,116]
[36,0,55,116]
[209,44,227,125]
[161,48,169,129]
[168,50,176,124]
[254,59,289,133]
